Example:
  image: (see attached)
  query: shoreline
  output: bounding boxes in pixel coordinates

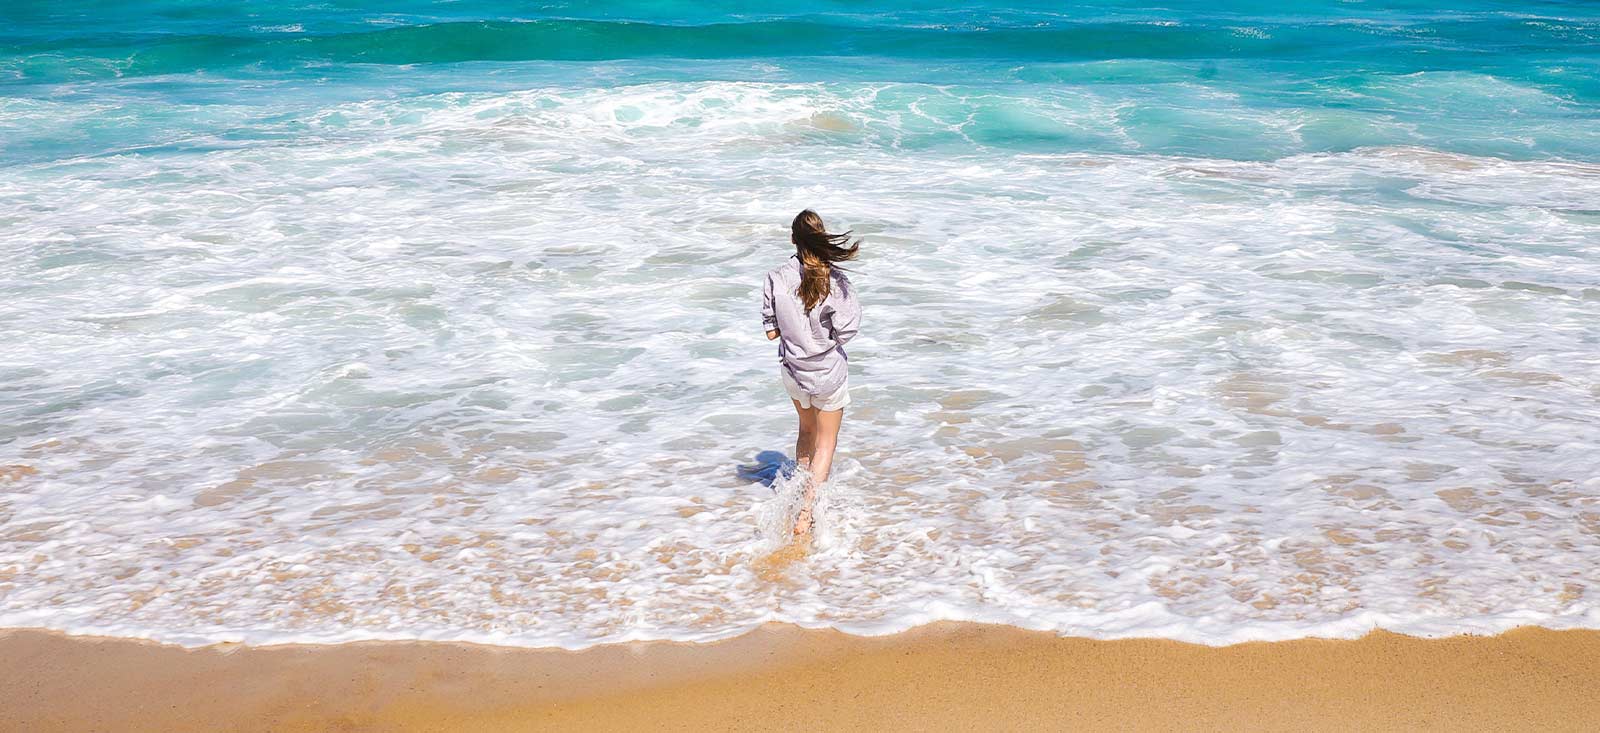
[4,623,1598,731]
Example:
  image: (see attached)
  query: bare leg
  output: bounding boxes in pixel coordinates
[794,406,844,537]
[808,407,844,486]
[792,399,817,471]
[790,400,821,536]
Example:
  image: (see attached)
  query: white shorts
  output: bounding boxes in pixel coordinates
[781,369,850,412]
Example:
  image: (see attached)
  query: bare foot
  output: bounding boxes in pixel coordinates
[792,505,814,537]
[791,480,817,538]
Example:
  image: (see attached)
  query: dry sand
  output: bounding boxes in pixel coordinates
[3,623,1598,732]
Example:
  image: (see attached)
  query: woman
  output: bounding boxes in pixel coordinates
[760,210,861,537]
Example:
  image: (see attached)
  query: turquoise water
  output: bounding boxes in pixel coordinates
[1,2,1598,647]
[3,1,1598,162]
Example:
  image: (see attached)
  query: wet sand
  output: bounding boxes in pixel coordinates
[3,623,1598,732]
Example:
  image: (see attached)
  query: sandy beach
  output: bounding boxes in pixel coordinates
[4,622,1598,731]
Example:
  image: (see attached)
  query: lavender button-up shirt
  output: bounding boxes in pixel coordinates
[761,255,861,396]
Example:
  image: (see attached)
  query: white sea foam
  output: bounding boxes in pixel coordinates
[1,83,1598,649]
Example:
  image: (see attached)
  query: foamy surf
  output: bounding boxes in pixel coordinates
[2,2,1599,651]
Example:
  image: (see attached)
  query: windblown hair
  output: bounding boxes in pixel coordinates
[791,209,860,312]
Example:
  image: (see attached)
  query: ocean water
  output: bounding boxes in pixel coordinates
[2,1,1598,648]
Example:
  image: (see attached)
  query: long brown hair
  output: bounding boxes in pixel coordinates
[791,209,859,312]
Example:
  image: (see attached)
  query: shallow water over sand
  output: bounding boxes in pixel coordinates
[2,2,1599,647]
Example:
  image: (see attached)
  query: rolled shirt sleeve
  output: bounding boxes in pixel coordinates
[761,272,778,332]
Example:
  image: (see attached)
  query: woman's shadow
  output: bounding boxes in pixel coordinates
[735,450,798,489]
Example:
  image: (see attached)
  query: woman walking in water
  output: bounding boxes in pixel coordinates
[762,210,861,537]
